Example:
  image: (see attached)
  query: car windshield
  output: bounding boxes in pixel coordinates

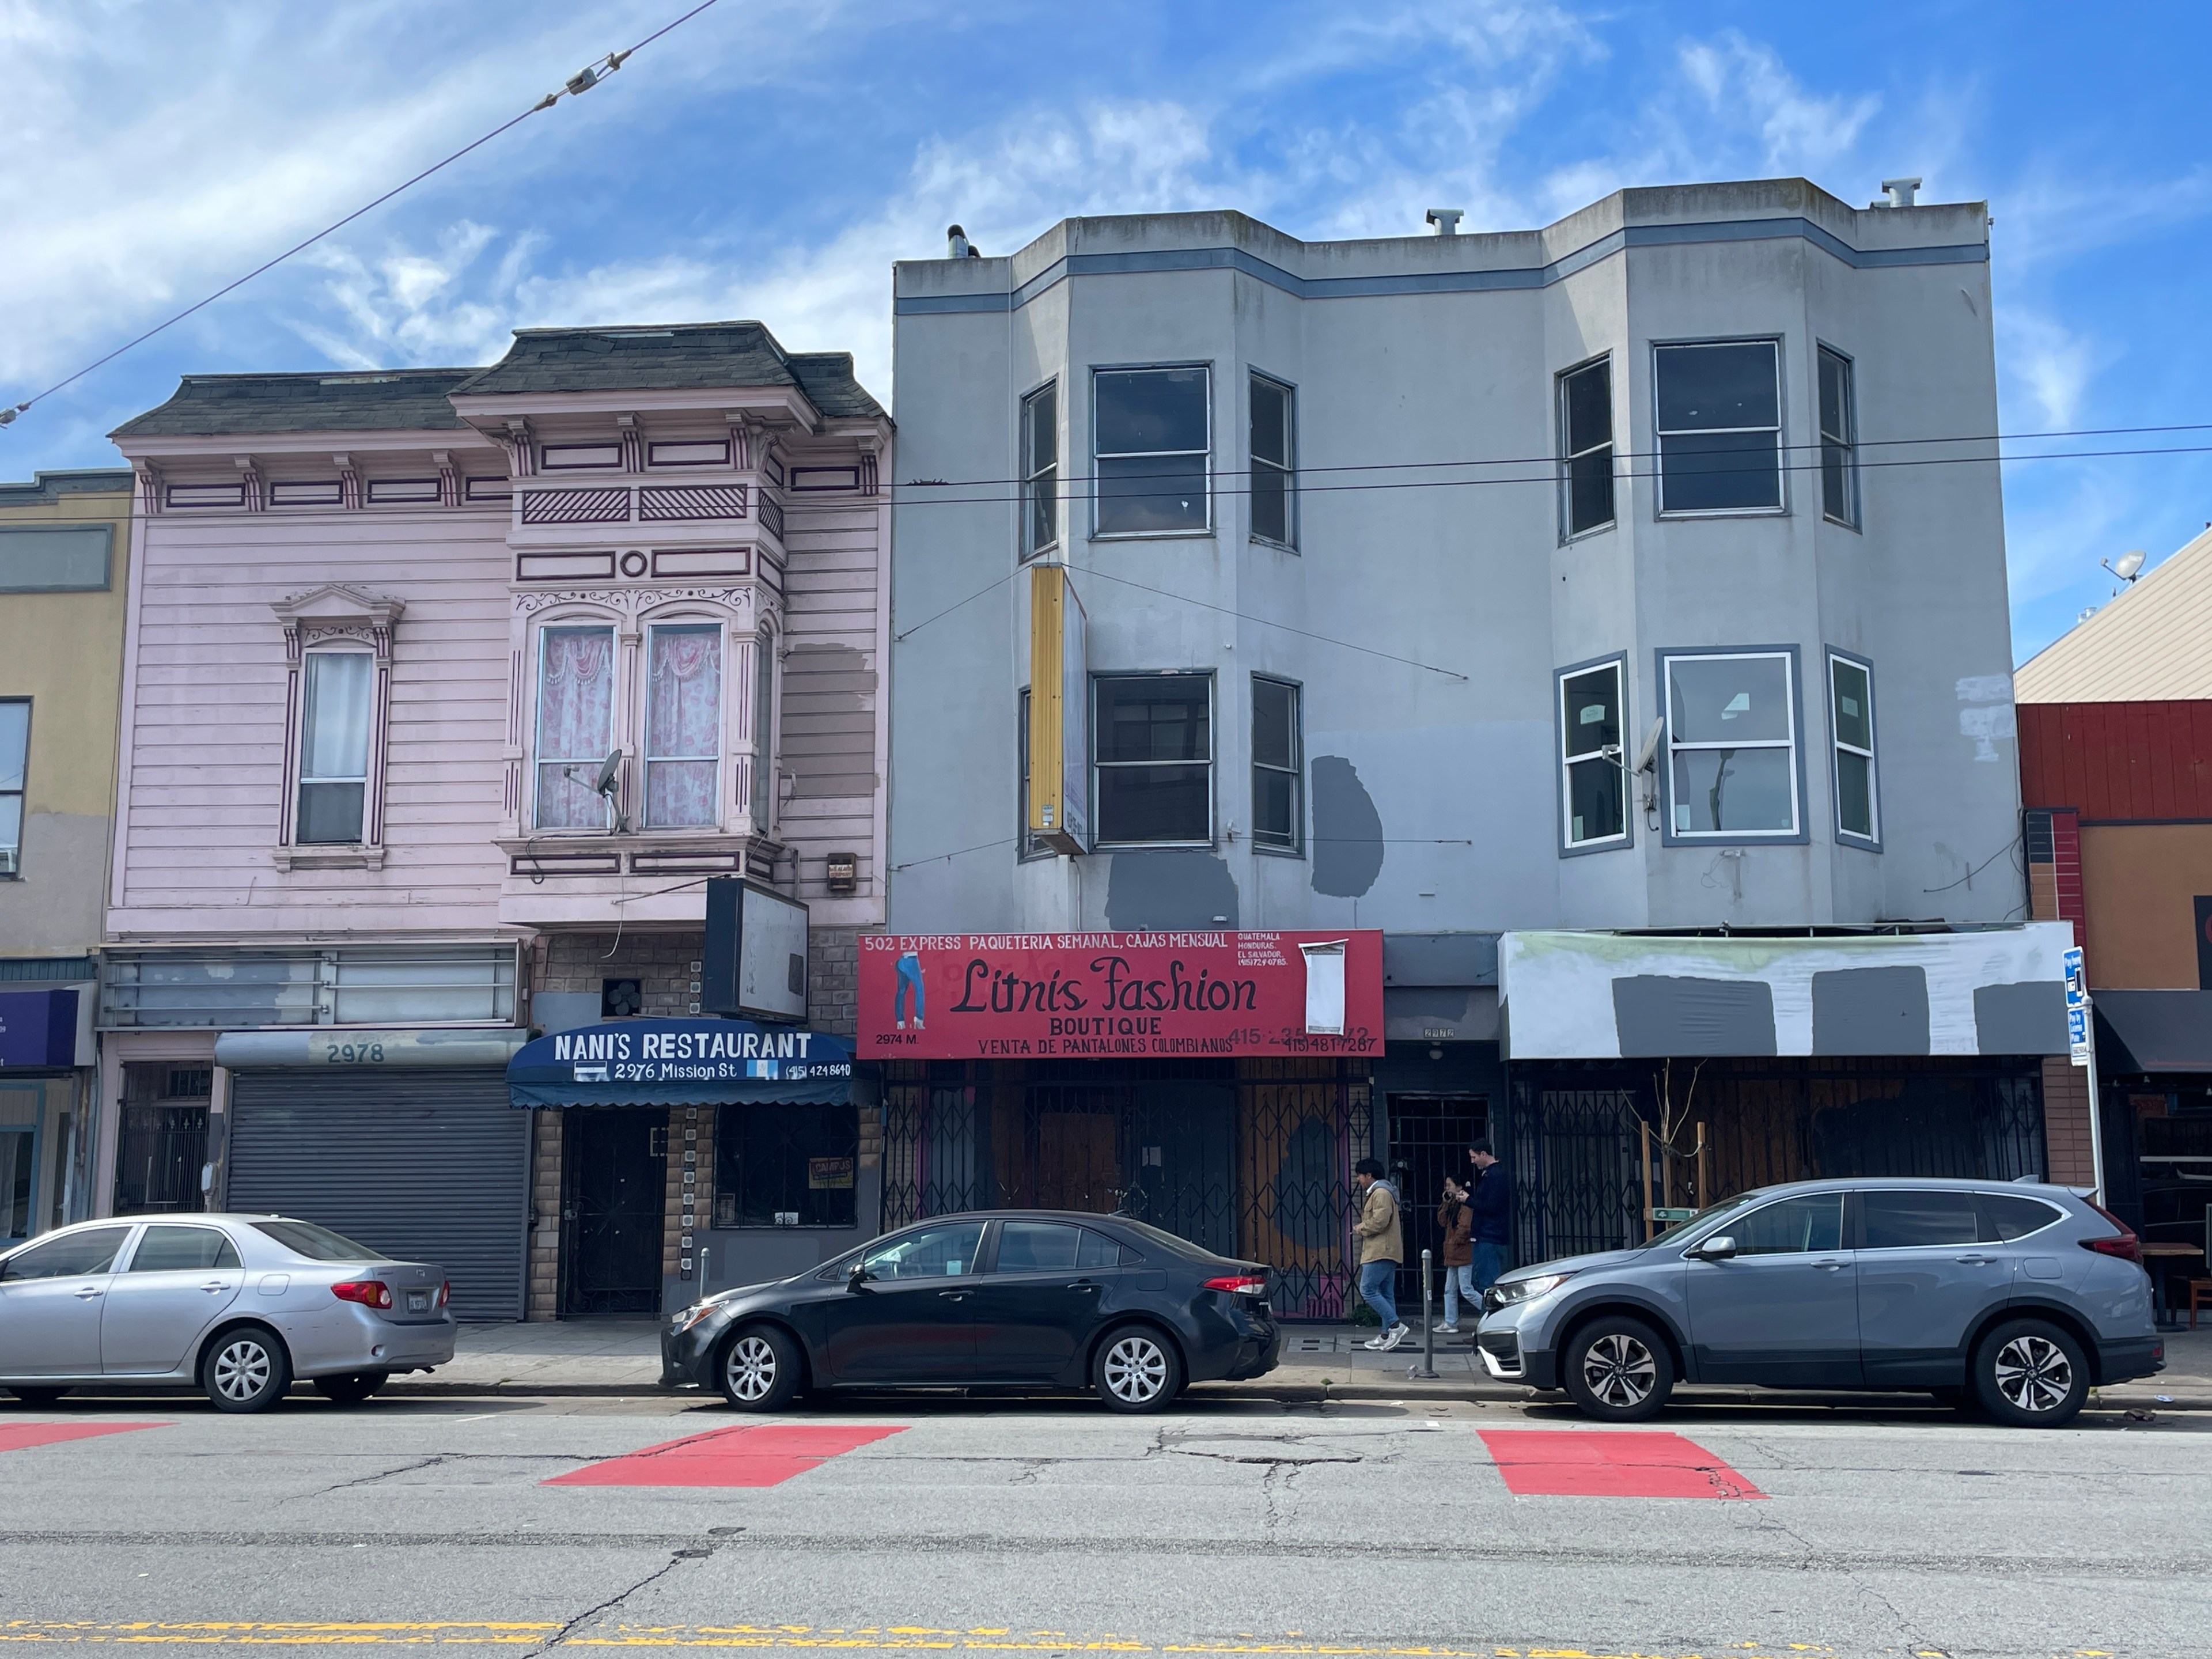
[250,1219,389,1262]
[1103,1217,1215,1262]
[1643,1191,1764,1248]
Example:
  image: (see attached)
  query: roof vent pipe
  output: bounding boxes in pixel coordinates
[1873,176,1922,209]
[1425,207,1464,236]
[946,224,980,258]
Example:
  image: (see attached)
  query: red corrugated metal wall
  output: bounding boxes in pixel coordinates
[2016,701,2212,820]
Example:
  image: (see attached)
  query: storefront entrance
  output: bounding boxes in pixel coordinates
[561,1107,668,1317]
[1385,1093,1487,1305]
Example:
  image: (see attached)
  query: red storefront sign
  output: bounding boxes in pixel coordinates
[858,931,1384,1060]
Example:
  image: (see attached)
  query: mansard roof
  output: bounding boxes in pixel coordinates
[112,369,475,438]
[453,321,885,419]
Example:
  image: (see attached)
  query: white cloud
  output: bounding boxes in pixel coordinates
[1997,308,2108,431]
[1677,33,1879,176]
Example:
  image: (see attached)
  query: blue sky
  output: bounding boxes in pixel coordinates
[5,0,2207,661]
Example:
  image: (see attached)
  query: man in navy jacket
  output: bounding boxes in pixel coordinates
[1465,1141,1510,1297]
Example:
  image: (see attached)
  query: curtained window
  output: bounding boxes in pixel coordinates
[646,625,722,828]
[535,626,615,829]
[297,653,372,844]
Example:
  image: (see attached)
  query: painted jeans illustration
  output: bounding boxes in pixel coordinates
[894,952,926,1029]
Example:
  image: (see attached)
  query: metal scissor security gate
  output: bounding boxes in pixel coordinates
[881,1058,1371,1320]
[226,1067,529,1321]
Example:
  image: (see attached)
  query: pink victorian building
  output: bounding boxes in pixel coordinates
[102,323,891,1319]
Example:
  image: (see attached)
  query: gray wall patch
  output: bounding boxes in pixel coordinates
[1812,966,1931,1054]
[1103,850,1241,929]
[1974,980,2069,1055]
[1310,755,1384,897]
[1612,975,1778,1056]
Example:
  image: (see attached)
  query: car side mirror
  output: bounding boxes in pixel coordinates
[1693,1234,1738,1261]
[847,1262,873,1290]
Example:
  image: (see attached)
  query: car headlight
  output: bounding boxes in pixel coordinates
[671,1300,722,1335]
[1486,1272,1574,1309]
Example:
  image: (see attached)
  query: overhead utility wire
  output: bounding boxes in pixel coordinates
[898,420,2212,494]
[0,0,727,430]
[1069,568,1468,681]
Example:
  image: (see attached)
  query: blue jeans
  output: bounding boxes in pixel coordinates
[1358,1260,1399,1328]
[895,954,925,1026]
[1471,1241,1506,1295]
[1442,1264,1479,1327]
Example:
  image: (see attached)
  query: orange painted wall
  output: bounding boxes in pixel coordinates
[2079,822,2212,988]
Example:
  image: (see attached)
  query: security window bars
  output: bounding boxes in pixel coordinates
[1094,366,1210,536]
[1664,651,1799,836]
[0,700,25,876]
[1251,676,1302,853]
[1249,373,1296,547]
[536,627,616,830]
[1094,673,1211,844]
[1558,359,1615,537]
[1818,346,1859,527]
[645,625,721,829]
[1559,663,1627,847]
[714,1101,859,1229]
[1020,382,1058,559]
[296,654,371,844]
[1830,654,1878,843]
[1654,341,1782,513]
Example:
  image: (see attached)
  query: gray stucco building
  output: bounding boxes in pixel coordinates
[879,178,2070,1310]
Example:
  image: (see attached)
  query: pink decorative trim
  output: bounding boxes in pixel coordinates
[522,487,630,525]
[639,483,745,521]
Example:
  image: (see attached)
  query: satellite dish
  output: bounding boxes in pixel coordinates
[1633,717,1665,774]
[2104,549,2146,582]
[592,748,624,796]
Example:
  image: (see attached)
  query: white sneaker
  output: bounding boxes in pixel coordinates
[1379,1323,1411,1351]
[1438,1324,1461,1335]
[1361,1334,1389,1350]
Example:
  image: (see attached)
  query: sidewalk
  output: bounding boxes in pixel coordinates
[391,1319,2212,1408]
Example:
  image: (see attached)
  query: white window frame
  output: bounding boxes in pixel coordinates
[0,698,27,878]
[1653,339,1785,518]
[1248,371,1297,550]
[1660,647,1803,843]
[294,649,374,846]
[1557,658,1631,853]
[1091,672,1215,848]
[1249,674,1304,855]
[1817,344,1861,529]
[748,624,777,835]
[1556,355,1616,541]
[534,622,620,832]
[642,622,725,832]
[1020,380,1058,562]
[1828,650,1880,847]
[1091,363,1213,540]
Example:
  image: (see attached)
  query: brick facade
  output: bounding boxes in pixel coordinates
[527,1107,563,1320]
[2040,1057,2098,1188]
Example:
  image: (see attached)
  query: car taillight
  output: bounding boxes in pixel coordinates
[1205,1274,1269,1297]
[436,1281,450,1309]
[332,1279,393,1308]
[2080,1202,2141,1263]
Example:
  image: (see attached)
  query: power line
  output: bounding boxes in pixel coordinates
[0,0,728,429]
[1070,567,1468,680]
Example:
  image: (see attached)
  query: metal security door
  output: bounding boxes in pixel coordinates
[1509,1082,1643,1267]
[1387,1094,1487,1306]
[561,1108,667,1316]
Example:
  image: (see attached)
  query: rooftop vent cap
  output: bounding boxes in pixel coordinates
[1425,208,1464,236]
[1873,176,1922,209]
[946,225,980,259]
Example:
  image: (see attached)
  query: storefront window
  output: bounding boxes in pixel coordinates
[714,1102,859,1228]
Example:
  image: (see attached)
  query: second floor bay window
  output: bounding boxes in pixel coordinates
[296,653,372,844]
[1094,366,1210,537]
[1094,673,1211,844]
[1020,382,1058,559]
[536,626,616,830]
[1655,340,1782,514]
[645,625,722,829]
[1663,649,1800,839]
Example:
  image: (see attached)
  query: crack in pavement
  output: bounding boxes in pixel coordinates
[518,1547,707,1657]
[1750,1503,1944,1656]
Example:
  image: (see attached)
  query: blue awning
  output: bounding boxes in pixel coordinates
[506,1017,855,1109]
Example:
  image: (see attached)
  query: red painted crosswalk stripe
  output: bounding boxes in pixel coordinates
[0,1422,167,1454]
[544,1423,905,1488]
[1477,1429,1764,1499]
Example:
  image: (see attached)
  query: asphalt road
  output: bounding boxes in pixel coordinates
[0,1386,2205,1659]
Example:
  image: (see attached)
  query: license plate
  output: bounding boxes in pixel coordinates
[406,1291,430,1314]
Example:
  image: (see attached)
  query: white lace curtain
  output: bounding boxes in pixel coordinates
[647,626,722,828]
[536,627,614,829]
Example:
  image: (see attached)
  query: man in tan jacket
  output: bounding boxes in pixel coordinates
[1352,1157,1409,1351]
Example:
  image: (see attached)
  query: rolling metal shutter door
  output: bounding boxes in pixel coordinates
[226,1068,528,1321]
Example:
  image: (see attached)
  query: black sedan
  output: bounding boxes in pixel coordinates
[661,1211,1282,1412]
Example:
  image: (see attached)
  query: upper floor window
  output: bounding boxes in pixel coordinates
[1557,358,1616,538]
[297,653,373,845]
[1817,346,1859,528]
[1829,653,1878,844]
[1020,382,1058,560]
[536,626,616,830]
[1249,373,1296,548]
[645,625,721,830]
[1094,673,1211,844]
[1017,687,1042,860]
[0,700,26,876]
[1654,341,1782,514]
[1094,366,1209,537]
[1559,661,1627,849]
[1662,650,1800,838]
[750,630,776,833]
[1251,676,1303,853]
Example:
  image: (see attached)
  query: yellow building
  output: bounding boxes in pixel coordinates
[0,468,135,1239]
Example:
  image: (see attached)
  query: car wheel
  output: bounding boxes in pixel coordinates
[1094,1325,1183,1413]
[202,1326,293,1414]
[313,1371,389,1406]
[7,1387,70,1406]
[1562,1316,1675,1422]
[718,1325,802,1412]
[1972,1319,2089,1429]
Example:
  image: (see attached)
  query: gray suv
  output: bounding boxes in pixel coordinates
[1475,1178,2161,1427]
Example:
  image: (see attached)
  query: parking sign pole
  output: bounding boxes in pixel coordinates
[2065,945,2105,1205]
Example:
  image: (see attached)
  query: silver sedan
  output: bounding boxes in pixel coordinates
[0,1214,456,1412]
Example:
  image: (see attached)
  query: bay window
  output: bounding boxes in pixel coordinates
[1559,660,1627,849]
[1654,340,1783,513]
[1251,676,1302,852]
[1662,650,1801,838]
[1558,357,1616,537]
[1020,382,1058,559]
[1094,366,1210,536]
[1094,673,1211,844]
[296,653,372,844]
[535,626,616,830]
[645,625,722,829]
[1249,373,1296,548]
[1829,653,1879,844]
